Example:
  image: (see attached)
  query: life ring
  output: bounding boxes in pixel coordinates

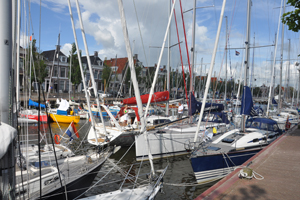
[54,135,60,144]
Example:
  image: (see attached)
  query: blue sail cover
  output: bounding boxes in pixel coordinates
[189,93,224,115]
[28,99,46,108]
[272,97,277,104]
[240,86,256,116]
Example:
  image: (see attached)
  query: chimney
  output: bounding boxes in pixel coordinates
[134,54,138,60]
[94,51,98,58]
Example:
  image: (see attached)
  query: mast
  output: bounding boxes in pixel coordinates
[166,0,171,116]
[118,0,153,174]
[75,0,107,136]
[56,34,61,96]
[142,0,176,125]
[0,0,12,123]
[16,0,20,107]
[267,6,283,116]
[287,38,290,100]
[0,1,15,198]
[279,0,286,110]
[46,35,59,101]
[67,0,99,145]
[241,0,251,132]
[193,0,226,143]
[251,33,255,95]
[199,58,203,98]
[69,48,72,100]
[224,16,228,101]
[190,0,196,101]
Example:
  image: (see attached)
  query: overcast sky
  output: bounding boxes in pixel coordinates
[23,0,300,89]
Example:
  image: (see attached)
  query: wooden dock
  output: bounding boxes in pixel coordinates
[196,123,300,200]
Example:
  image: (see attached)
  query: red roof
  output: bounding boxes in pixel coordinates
[104,57,137,74]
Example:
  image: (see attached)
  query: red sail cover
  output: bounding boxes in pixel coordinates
[122,91,169,105]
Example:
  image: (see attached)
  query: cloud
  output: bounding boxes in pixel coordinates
[20,32,30,48]
[30,0,299,89]
[61,43,72,57]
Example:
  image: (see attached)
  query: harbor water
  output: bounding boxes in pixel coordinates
[20,118,216,199]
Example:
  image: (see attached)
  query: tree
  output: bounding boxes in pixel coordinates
[30,39,47,84]
[69,43,82,89]
[124,61,143,92]
[102,63,111,90]
[282,0,300,32]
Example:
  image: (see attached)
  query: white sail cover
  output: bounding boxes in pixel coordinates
[57,99,70,111]
[0,122,17,159]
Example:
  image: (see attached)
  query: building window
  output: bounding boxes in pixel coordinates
[94,71,98,80]
[61,56,66,63]
[60,80,64,91]
[60,67,66,77]
[54,67,58,77]
[99,71,102,79]
[86,73,90,81]
[66,81,69,92]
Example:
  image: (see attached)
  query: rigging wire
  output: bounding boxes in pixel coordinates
[172,0,189,103]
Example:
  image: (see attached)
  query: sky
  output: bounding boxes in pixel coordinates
[21,0,300,90]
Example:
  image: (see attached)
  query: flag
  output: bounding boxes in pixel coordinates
[235,51,240,56]
[30,35,32,41]
[65,121,79,141]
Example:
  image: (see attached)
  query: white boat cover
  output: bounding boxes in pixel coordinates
[0,122,17,159]
[57,99,69,111]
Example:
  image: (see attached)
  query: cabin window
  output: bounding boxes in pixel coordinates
[207,146,221,151]
[252,138,259,143]
[222,138,235,143]
[260,123,268,131]
[273,124,279,131]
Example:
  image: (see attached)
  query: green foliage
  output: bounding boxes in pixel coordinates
[69,43,82,86]
[30,39,47,84]
[282,0,300,32]
[102,63,111,86]
[124,61,143,89]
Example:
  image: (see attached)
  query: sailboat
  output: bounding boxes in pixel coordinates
[48,98,80,124]
[189,86,282,184]
[135,93,230,161]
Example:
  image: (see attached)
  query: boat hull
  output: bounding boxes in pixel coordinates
[20,114,48,122]
[190,148,262,184]
[49,113,80,124]
[41,160,105,199]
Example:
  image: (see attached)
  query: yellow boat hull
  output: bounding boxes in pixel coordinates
[49,113,80,124]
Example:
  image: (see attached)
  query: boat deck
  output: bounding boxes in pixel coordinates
[15,147,112,199]
[196,123,300,200]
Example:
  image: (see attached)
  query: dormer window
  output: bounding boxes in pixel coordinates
[61,56,66,63]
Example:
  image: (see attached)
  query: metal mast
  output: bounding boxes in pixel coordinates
[279,0,286,110]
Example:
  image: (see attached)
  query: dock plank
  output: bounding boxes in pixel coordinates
[197,124,300,200]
